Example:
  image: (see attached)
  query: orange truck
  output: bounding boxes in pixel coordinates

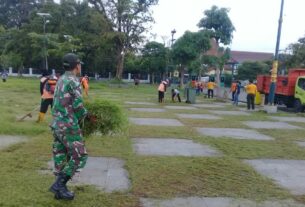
[257,68,305,112]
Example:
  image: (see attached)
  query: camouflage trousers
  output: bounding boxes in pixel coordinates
[52,130,88,177]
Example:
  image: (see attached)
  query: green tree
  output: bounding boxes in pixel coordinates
[22,0,113,73]
[0,53,23,72]
[172,31,210,86]
[124,52,141,74]
[237,61,270,81]
[0,28,31,72]
[198,6,234,86]
[141,41,168,83]
[89,0,158,79]
[0,0,45,29]
[287,36,305,68]
[188,58,201,77]
[197,5,235,45]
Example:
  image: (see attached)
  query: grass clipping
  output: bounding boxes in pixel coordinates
[82,99,127,137]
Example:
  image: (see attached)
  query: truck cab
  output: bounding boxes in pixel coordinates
[294,76,305,112]
[257,69,305,112]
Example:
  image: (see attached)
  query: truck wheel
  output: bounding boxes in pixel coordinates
[286,102,293,108]
[294,99,303,113]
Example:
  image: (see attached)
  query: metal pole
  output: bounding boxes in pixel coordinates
[268,0,284,105]
[37,13,51,71]
[44,17,48,71]
[168,29,176,78]
[41,16,48,71]
[171,29,176,47]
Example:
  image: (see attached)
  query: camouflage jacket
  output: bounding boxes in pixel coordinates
[50,71,87,134]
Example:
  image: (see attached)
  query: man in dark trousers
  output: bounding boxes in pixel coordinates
[245,80,257,110]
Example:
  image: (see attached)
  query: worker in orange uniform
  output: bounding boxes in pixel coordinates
[37,74,58,122]
[230,80,237,101]
[158,80,167,103]
[245,80,257,110]
[206,80,217,98]
[80,74,89,97]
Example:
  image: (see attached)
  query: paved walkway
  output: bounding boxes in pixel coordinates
[0,135,26,150]
[39,99,305,206]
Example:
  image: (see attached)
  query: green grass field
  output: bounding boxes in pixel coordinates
[0,77,305,206]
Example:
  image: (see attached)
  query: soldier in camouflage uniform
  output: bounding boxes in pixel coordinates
[49,53,88,200]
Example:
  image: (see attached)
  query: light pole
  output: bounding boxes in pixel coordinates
[167,29,176,79]
[268,0,284,105]
[171,29,176,47]
[37,12,51,71]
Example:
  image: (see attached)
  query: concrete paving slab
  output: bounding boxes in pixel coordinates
[238,108,261,112]
[295,141,305,147]
[132,138,220,157]
[164,106,197,110]
[196,128,273,140]
[209,110,250,116]
[140,197,305,207]
[214,102,234,106]
[245,159,305,195]
[129,118,184,126]
[47,157,130,192]
[129,108,166,113]
[269,116,305,123]
[0,135,26,150]
[244,121,301,129]
[176,114,222,120]
[192,104,225,108]
[125,101,157,105]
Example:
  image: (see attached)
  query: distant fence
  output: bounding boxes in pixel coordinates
[6,67,150,83]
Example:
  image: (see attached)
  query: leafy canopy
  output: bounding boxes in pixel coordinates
[198,5,235,45]
[141,41,168,74]
[89,0,158,78]
[237,61,270,81]
[287,36,305,68]
[172,31,210,66]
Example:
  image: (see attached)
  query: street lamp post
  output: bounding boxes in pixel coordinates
[171,29,176,47]
[268,0,284,106]
[37,13,51,71]
[167,29,176,79]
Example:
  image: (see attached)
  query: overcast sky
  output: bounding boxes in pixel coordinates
[149,0,305,53]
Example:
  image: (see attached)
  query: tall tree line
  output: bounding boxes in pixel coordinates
[0,0,157,78]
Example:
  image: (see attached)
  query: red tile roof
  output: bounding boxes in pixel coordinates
[229,51,273,63]
[204,38,221,57]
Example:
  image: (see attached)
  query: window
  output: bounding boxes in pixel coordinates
[297,78,305,90]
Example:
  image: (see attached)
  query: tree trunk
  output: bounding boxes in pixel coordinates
[151,72,155,84]
[215,68,221,97]
[180,67,184,87]
[115,51,124,79]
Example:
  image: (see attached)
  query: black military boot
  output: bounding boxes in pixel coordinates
[49,172,74,200]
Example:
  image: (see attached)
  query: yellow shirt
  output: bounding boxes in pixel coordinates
[245,83,257,95]
[207,82,216,90]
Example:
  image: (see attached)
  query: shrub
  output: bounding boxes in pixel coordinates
[82,99,127,136]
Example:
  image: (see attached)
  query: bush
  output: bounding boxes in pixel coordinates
[82,99,127,136]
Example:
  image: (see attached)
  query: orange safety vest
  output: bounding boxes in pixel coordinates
[231,82,237,92]
[80,77,89,90]
[42,78,57,99]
